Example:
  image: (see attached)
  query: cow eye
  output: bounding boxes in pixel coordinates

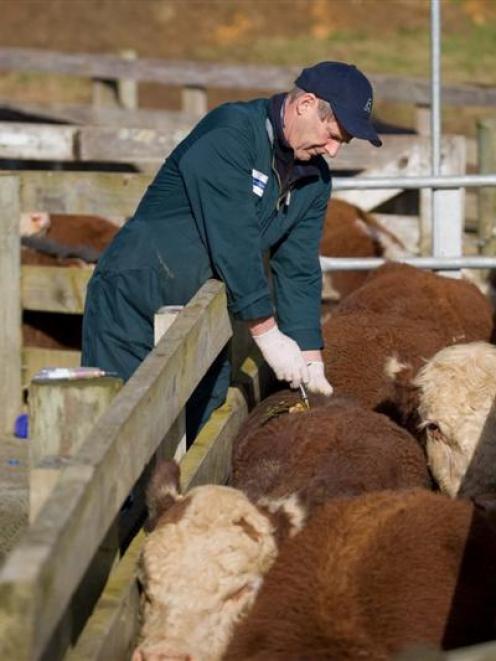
[426,421,440,433]
[424,421,447,443]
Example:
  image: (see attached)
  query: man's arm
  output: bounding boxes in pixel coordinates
[270,183,331,350]
[178,122,309,388]
[270,184,333,395]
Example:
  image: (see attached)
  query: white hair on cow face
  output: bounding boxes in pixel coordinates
[414,341,496,497]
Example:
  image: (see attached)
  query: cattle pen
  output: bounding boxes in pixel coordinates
[0,275,273,659]
[2,0,496,655]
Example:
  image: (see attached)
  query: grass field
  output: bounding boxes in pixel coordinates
[0,0,494,135]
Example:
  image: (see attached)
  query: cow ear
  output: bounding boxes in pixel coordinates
[145,460,181,531]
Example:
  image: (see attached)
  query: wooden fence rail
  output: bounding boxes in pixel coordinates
[1,47,496,108]
[0,279,232,659]
[0,123,477,174]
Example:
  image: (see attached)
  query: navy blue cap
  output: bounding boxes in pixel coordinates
[295,61,382,147]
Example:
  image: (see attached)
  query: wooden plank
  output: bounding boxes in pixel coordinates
[30,375,123,465]
[18,170,149,222]
[0,280,231,659]
[181,86,208,118]
[92,78,119,109]
[154,306,186,462]
[0,128,464,173]
[0,175,22,434]
[0,48,495,107]
[334,136,467,211]
[66,531,143,661]
[0,122,75,160]
[373,213,419,255]
[68,348,270,661]
[477,118,496,256]
[116,50,138,111]
[21,264,93,313]
[29,376,123,521]
[0,98,199,129]
[338,135,464,183]
[22,348,81,388]
[78,125,189,163]
[180,387,248,489]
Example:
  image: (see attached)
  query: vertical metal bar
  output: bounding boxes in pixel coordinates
[431,0,441,178]
[431,0,443,257]
[431,0,462,274]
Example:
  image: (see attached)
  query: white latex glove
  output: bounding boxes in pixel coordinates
[306,361,334,396]
[252,326,309,388]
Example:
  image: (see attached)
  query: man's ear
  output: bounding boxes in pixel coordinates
[295,92,317,115]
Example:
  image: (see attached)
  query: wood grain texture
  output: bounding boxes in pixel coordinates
[0,175,22,433]
[0,280,231,659]
[0,48,495,107]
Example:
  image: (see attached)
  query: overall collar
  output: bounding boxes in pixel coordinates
[267,93,323,186]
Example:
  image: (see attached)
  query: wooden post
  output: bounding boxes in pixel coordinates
[92,78,119,108]
[229,318,254,375]
[154,306,187,461]
[477,118,496,256]
[29,374,123,521]
[0,175,21,434]
[181,85,208,118]
[92,50,138,109]
[0,281,231,661]
[116,49,138,111]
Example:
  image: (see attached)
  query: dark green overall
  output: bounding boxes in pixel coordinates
[81,95,331,440]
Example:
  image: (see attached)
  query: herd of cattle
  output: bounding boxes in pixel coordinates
[20,200,496,659]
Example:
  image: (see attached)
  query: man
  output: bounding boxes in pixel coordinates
[81,61,382,440]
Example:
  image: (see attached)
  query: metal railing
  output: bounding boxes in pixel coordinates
[323,0,496,273]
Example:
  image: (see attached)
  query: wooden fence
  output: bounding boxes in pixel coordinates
[0,277,269,660]
[0,121,475,174]
[0,128,472,434]
[0,170,149,433]
[1,47,496,116]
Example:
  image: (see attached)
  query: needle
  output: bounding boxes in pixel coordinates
[299,384,310,409]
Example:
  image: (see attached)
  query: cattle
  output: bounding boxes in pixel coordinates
[320,199,408,302]
[321,263,493,430]
[414,341,496,498]
[321,309,449,428]
[132,461,306,661]
[224,489,496,659]
[20,212,119,266]
[21,212,119,351]
[231,392,430,508]
[336,262,493,342]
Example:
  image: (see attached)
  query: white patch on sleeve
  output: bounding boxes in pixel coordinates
[252,169,269,197]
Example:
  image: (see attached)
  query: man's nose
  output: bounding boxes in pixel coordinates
[325,140,342,158]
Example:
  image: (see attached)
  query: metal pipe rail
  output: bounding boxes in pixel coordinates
[332,174,496,190]
[320,256,496,272]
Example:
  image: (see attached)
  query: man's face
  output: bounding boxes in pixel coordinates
[284,93,352,162]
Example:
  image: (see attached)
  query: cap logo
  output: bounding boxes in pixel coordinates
[363,97,372,113]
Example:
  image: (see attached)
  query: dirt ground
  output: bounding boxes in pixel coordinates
[1,0,494,61]
[0,434,28,562]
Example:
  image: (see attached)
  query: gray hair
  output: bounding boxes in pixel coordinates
[287,86,334,121]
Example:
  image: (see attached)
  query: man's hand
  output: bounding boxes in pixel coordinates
[302,350,334,396]
[250,324,309,388]
[306,362,334,396]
